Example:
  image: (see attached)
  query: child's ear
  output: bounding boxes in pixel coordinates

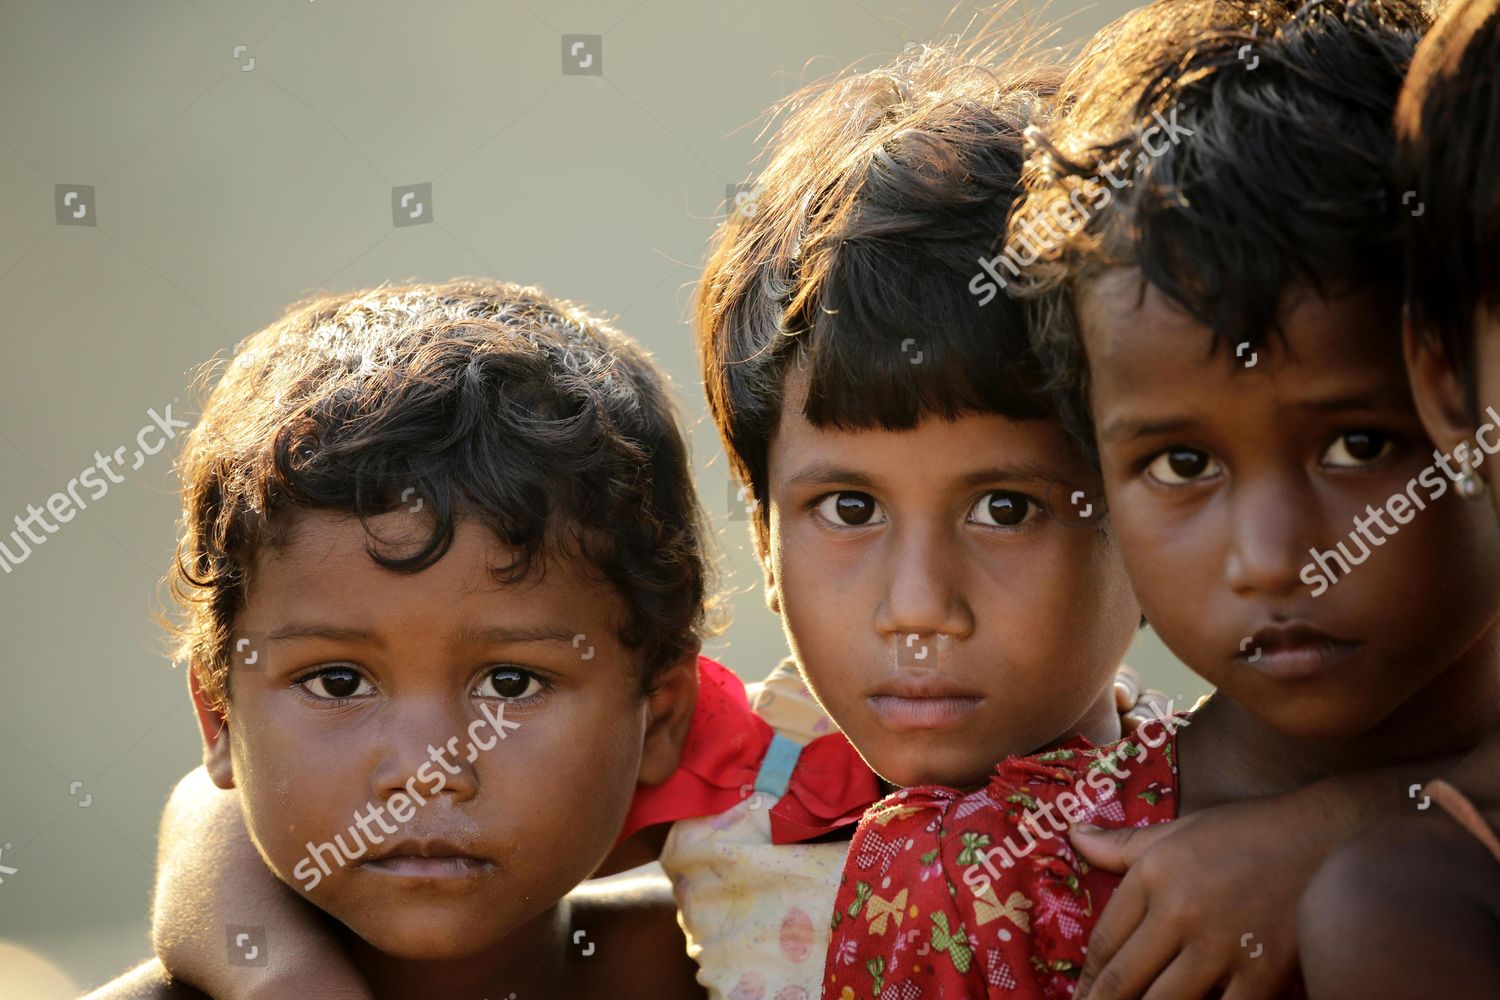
[1406,313,1476,454]
[188,663,235,790]
[636,649,699,787]
[763,560,781,615]
[753,522,782,615]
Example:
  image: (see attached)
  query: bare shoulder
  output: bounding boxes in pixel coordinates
[1299,816,1500,1000]
[567,870,703,1000]
[83,959,212,1000]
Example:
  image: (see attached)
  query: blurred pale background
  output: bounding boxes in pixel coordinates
[0,0,1205,993]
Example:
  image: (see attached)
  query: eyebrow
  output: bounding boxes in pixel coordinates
[1099,388,1414,445]
[783,460,1057,490]
[267,623,580,645]
[268,624,381,643]
[955,463,1055,488]
[782,462,878,489]
[1099,415,1200,444]
[454,623,581,646]
[1295,388,1414,415]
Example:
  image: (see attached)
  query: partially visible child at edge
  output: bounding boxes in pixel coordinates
[139,37,1171,1000]
[86,280,712,999]
[824,1,1500,998]
[1298,0,1500,995]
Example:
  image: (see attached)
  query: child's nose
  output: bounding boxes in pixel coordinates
[1223,474,1320,598]
[874,526,975,642]
[369,710,481,806]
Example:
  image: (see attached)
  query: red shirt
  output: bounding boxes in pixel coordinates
[822,717,1184,999]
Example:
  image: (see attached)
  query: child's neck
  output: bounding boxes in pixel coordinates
[1177,624,1500,813]
[343,898,571,1000]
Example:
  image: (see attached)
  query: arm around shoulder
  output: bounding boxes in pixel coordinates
[84,959,211,1000]
[152,766,370,1000]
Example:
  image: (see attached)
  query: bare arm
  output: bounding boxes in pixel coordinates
[569,872,704,1000]
[1074,753,1463,1000]
[83,959,210,1000]
[151,767,371,1000]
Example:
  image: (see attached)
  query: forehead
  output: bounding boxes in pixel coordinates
[246,510,620,627]
[1078,270,1407,423]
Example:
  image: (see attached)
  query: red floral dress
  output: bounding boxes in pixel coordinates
[821,717,1184,999]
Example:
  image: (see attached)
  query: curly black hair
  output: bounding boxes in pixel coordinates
[169,278,713,708]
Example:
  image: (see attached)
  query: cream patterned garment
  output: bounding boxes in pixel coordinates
[660,659,850,1000]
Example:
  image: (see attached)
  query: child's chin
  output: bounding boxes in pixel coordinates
[1236,686,1394,742]
[871,748,997,791]
[347,914,506,961]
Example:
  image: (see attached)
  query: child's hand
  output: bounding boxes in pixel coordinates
[1112,664,1174,734]
[1071,795,1332,1000]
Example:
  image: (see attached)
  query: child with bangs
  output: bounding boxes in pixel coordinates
[825,1,1500,997]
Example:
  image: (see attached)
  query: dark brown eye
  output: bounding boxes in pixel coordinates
[478,668,542,700]
[815,492,885,526]
[301,667,372,700]
[1324,431,1391,467]
[1169,450,1206,478]
[970,491,1032,527]
[1146,447,1221,485]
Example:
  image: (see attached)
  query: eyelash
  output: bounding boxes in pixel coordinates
[807,490,1043,530]
[1138,429,1402,486]
[294,665,372,705]
[291,665,551,706]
